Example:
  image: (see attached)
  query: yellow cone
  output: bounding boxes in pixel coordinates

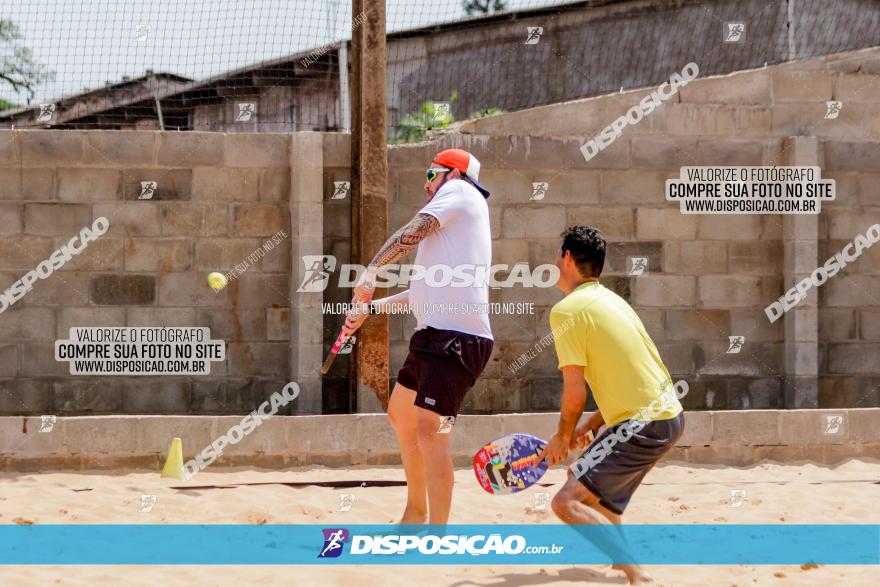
[161,437,185,479]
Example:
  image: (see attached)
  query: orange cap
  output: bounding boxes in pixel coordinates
[432,148,490,198]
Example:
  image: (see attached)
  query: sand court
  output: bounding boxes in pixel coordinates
[1,460,877,586]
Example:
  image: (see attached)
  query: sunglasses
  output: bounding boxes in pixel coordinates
[426,166,451,183]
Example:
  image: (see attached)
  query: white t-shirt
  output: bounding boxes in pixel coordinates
[409,179,493,340]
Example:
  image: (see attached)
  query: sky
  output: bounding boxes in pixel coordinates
[1,0,570,104]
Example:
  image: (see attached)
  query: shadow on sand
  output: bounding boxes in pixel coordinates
[448,566,627,586]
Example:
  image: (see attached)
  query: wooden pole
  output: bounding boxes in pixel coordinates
[350,0,389,410]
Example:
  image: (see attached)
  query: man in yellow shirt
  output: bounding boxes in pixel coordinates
[540,226,685,585]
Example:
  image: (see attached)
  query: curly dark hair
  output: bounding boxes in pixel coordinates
[560,225,606,278]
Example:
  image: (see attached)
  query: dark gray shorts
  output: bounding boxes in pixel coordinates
[571,412,684,515]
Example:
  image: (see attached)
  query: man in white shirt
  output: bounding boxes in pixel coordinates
[343,148,493,524]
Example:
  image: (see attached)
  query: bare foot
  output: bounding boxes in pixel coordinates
[628,572,655,585]
[613,564,655,585]
[399,508,428,525]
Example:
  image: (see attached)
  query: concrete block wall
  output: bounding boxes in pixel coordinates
[380,48,880,413]
[0,130,298,415]
[2,49,878,418]
[319,133,355,413]
[3,409,878,471]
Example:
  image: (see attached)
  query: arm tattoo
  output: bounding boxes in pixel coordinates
[369,213,440,267]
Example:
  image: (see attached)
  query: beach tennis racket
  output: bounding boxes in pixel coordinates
[321,294,372,374]
[320,330,349,374]
[473,433,549,495]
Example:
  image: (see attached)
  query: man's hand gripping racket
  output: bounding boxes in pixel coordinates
[320,276,376,375]
[320,330,352,375]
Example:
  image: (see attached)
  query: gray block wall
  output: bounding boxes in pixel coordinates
[0,130,299,415]
[1,47,879,416]
[383,49,880,413]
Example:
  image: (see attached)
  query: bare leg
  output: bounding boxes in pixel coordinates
[387,383,428,524]
[415,406,454,525]
[551,474,654,585]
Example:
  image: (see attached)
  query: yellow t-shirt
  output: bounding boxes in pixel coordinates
[550,281,682,426]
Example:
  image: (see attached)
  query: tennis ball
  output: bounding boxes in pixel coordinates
[207,272,228,291]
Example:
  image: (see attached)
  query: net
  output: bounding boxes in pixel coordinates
[2,0,878,136]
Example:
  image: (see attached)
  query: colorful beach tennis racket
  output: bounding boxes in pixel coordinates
[473,433,548,495]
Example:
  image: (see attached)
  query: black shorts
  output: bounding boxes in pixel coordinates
[396,327,493,418]
[571,412,684,515]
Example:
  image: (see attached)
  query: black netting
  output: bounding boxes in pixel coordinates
[2,0,879,135]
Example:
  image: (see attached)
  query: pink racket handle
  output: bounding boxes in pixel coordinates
[321,330,349,374]
[321,294,371,374]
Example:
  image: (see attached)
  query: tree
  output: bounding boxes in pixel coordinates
[390,92,504,144]
[0,98,21,111]
[391,94,458,144]
[462,0,507,16]
[1,19,53,106]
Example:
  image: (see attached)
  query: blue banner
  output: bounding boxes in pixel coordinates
[0,525,876,565]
